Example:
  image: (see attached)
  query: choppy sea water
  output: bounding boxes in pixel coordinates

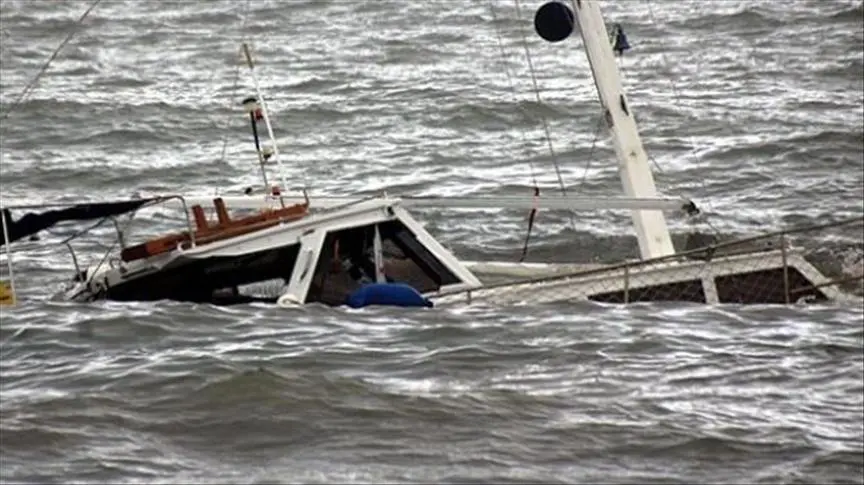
[0,0,862,483]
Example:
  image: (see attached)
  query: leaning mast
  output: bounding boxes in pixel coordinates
[535,0,677,259]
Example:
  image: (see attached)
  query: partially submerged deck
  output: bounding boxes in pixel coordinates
[435,216,864,306]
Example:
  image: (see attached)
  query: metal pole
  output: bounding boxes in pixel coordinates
[571,0,675,259]
[248,110,270,190]
[780,232,790,304]
[623,264,630,303]
[373,224,385,283]
[241,43,308,206]
[1,208,17,306]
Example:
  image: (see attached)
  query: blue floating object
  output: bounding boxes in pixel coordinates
[346,283,433,309]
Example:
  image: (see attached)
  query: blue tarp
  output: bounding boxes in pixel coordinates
[346,283,433,309]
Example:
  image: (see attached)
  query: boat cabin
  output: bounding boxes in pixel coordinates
[75,196,482,306]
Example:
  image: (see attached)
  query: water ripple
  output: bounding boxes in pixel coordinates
[1,0,863,483]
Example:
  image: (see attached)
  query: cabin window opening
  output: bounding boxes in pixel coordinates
[377,220,460,290]
[202,244,301,304]
[306,227,371,306]
[305,221,461,306]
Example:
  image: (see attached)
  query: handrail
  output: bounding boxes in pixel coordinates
[161,195,196,248]
[110,217,126,249]
[178,193,693,213]
[114,195,197,247]
[65,241,82,277]
[310,194,386,216]
[0,195,196,293]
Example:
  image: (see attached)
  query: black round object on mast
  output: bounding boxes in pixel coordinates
[534,1,575,43]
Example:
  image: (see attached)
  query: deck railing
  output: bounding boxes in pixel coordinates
[437,216,864,305]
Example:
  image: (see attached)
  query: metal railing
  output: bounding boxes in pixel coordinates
[440,215,864,304]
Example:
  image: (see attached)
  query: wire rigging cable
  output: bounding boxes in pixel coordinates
[511,0,578,232]
[578,114,605,189]
[216,0,253,165]
[0,0,102,123]
[487,0,580,261]
[486,1,542,262]
[487,1,539,191]
[640,0,720,235]
[510,0,570,199]
[639,2,711,204]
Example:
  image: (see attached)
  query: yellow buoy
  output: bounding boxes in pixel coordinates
[0,280,15,306]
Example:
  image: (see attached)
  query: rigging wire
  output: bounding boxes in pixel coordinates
[0,0,102,124]
[511,0,578,233]
[641,0,718,227]
[216,0,252,166]
[487,1,539,190]
[486,1,542,262]
[603,4,723,241]
[578,113,605,189]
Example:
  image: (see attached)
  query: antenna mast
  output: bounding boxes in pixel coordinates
[241,43,309,206]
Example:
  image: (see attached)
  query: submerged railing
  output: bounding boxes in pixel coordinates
[437,216,864,305]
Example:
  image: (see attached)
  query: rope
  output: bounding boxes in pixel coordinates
[512,0,577,232]
[0,0,102,123]
[519,186,540,262]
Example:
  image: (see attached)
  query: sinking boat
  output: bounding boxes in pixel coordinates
[1,0,861,309]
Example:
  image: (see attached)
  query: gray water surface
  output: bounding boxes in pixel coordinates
[1,0,862,483]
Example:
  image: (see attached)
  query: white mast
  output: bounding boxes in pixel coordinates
[571,0,675,259]
[1,207,16,307]
[241,43,310,205]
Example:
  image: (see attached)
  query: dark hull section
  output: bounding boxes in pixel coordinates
[104,245,300,305]
[587,266,828,304]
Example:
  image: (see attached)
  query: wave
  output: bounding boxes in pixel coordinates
[678,6,785,32]
[830,2,864,21]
